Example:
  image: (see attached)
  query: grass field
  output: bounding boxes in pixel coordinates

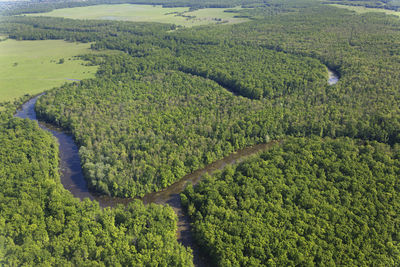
[330,4,400,18]
[27,4,248,27]
[0,39,97,102]
[181,6,248,26]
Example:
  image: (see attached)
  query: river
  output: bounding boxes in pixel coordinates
[14,95,279,266]
[14,69,337,265]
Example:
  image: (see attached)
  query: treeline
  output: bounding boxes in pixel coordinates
[0,13,331,198]
[0,16,175,42]
[182,137,400,266]
[35,71,283,197]
[1,0,400,265]
[177,45,327,99]
[187,3,400,144]
[1,1,397,200]
[325,0,400,11]
[2,0,266,16]
[0,103,193,265]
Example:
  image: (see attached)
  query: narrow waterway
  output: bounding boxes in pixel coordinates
[14,95,279,266]
[15,95,96,202]
[14,68,336,265]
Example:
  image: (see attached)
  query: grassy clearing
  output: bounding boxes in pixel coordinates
[26,4,248,27]
[0,39,97,102]
[329,4,400,17]
[181,6,248,26]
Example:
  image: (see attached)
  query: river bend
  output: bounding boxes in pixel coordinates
[14,95,279,266]
[14,68,338,266]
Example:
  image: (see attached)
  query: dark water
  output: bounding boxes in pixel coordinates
[14,94,279,266]
[15,95,96,202]
[328,69,339,85]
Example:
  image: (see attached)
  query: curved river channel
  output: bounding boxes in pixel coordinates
[14,70,339,266]
[15,95,279,266]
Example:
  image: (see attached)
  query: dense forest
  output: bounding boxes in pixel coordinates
[35,71,273,197]
[1,0,266,15]
[1,0,400,265]
[6,2,396,198]
[326,0,400,11]
[34,46,327,197]
[0,102,193,265]
[182,137,400,265]
[176,45,327,99]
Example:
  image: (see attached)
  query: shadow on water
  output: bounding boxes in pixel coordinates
[15,95,95,202]
[15,92,293,266]
[15,95,281,266]
[14,67,340,265]
[15,94,281,266]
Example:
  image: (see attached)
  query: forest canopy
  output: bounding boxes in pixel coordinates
[0,111,193,266]
[1,0,400,266]
[182,137,400,266]
[35,70,279,197]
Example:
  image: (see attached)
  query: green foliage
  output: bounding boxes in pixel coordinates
[8,0,398,198]
[22,5,248,27]
[177,45,327,99]
[2,1,400,265]
[0,39,97,102]
[182,137,400,266]
[326,0,400,11]
[2,0,266,16]
[35,71,280,197]
[0,108,192,266]
[193,3,400,144]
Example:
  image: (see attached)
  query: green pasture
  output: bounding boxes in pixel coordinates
[330,4,400,17]
[26,4,248,27]
[0,39,97,102]
[182,6,248,26]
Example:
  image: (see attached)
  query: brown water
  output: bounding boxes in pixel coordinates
[14,94,279,266]
[15,95,96,202]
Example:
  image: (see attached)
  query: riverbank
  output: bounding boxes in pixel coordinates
[14,94,281,266]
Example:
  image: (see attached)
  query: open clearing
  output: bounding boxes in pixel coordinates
[26,4,248,27]
[330,4,400,18]
[0,39,97,102]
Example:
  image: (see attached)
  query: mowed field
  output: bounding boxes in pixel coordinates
[330,4,400,18]
[0,39,97,102]
[27,4,248,27]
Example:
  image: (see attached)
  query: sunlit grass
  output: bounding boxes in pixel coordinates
[329,4,400,18]
[26,4,249,27]
[0,39,98,102]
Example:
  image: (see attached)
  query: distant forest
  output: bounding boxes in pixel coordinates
[2,0,266,15]
[1,0,400,265]
[2,0,400,16]
[326,0,400,11]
